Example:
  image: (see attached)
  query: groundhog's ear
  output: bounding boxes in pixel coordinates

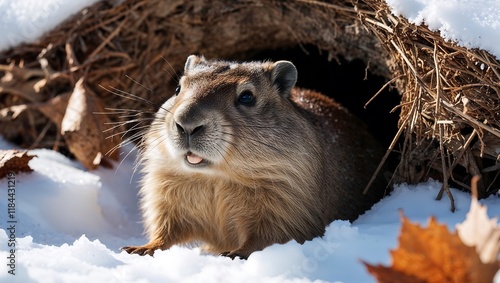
[271,61,297,97]
[184,55,207,72]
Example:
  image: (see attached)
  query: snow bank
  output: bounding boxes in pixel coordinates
[1,137,500,282]
[0,0,101,51]
[386,0,500,59]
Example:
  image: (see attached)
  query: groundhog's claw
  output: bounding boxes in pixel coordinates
[121,245,156,256]
[220,251,249,260]
[122,239,167,256]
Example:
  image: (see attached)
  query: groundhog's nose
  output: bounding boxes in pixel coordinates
[175,120,204,138]
[174,103,206,139]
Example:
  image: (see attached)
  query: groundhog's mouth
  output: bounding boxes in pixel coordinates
[185,151,206,166]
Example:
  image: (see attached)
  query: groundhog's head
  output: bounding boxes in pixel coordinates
[146,55,319,182]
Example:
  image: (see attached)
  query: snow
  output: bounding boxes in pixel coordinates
[386,0,500,59]
[1,136,500,283]
[0,0,101,52]
[1,0,500,282]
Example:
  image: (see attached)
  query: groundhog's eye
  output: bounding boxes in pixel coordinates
[238,90,255,106]
[175,85,181,96]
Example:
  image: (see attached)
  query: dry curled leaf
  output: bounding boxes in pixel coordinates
[36,92,72,128]
[0,150,36,179]
[456,176,500,263]
[363,212,500,283]
[60,78,119,170]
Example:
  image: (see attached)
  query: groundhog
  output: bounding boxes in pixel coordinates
[122,55,386,259]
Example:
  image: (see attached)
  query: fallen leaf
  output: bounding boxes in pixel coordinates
[456,176,500,263]
[36,92,72,128]
[60,78,119,170]
[0,150,36,179]
[364,264,425,283]
[363,213,500,283]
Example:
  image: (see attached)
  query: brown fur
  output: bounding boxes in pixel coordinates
[122,56,386,259]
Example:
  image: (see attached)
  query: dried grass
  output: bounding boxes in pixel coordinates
[360,0,500,205]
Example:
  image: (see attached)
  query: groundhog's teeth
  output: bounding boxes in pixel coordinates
[186,152,204,164]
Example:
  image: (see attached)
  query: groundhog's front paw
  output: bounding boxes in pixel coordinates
[220,250,249,260]
[122,243,161,256]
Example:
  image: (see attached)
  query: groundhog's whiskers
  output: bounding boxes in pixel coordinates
[221,131,286,155]
[105,124,152,141]
[101,114,154,149]
[211,143,231,164]
[103,117,155,132]
[213,136,246,160]
[140,125,170,154]
[105,127,144,157]
[105,110,156,120]
[125,75,153,92]
[99,84,171,114]
[160,56,181,84]
[100,107,153,114]
[220,124,279,130]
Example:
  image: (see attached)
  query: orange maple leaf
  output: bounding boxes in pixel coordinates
[363,213,499,283]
